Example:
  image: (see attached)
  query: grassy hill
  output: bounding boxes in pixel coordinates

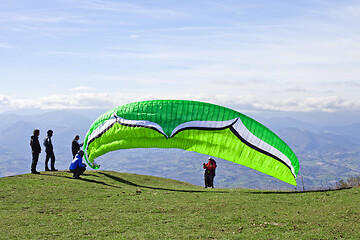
[1,171,360,239]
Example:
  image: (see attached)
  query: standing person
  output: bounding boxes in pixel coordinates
[43,129,57,171]
[71,135,83,159]
[30,129,41,174]
[203,157,217,188]
[69,150,86,179]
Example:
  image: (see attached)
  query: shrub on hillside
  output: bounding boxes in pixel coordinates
[335,176,360,189]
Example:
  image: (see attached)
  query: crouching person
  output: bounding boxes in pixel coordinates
[69,150,86,179]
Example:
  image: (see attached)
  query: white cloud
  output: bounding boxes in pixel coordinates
[0,93,114,111]
[0,95,10,105]
[179,95,360,113]
[0,93,359,114]
[69,86,96,92]
[0,42,15,48]
[75,0,183,18]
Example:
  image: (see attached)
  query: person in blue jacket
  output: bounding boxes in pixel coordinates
[69,150,86,179]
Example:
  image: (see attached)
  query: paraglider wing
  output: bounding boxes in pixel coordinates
[83,100,299,185]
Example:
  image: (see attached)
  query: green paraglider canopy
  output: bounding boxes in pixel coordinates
[83,100,299,185]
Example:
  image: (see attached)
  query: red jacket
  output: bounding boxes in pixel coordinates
[203,161,217,175]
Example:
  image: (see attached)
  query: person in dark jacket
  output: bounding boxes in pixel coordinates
[71,135,83,158]
[30,129,41,174]
[69,150,86,179]
[43,129,57,171]
[203,157,217,188]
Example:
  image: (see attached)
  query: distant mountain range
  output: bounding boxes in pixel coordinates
[1,109,359,190]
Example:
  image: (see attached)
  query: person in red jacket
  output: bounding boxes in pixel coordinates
[203,157,217,188]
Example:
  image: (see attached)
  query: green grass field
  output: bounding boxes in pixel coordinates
[1,170,359,239]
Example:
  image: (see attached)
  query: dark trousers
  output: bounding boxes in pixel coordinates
[204,174,215,188]
[45,150,56,170]
[70,166,86,177]
[31,152,40,172]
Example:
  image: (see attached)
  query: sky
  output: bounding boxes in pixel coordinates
[1,0,360,115]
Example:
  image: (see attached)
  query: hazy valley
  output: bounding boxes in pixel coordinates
[1,109,359,190]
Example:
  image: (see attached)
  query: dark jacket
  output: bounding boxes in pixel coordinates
[43,136,53,152]
[72,140,83,157]
[30,135,41,154]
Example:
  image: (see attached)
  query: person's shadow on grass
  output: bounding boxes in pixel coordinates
[98,171,215,193]
[44,170,224,193]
